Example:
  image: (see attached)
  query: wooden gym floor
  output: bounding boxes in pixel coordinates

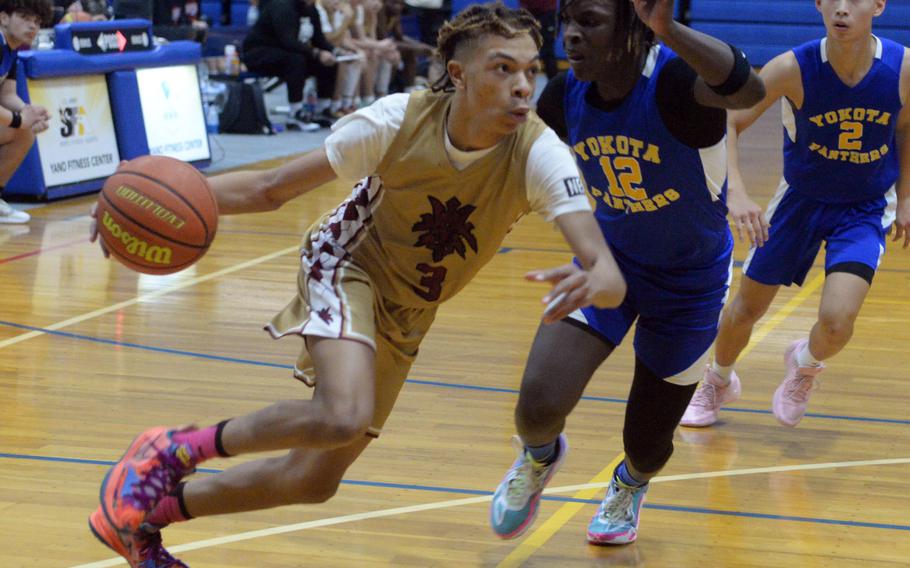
[0,105,908,567]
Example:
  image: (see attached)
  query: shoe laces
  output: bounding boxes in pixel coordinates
[689,382,719,410]
[127,443,195,512]
[785,373,820,403]
[504,437,550,508]
[137,530,188,568]
[600,482,635,522]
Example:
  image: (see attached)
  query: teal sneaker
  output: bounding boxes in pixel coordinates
[490,434,567,539]
[587,477,648,545]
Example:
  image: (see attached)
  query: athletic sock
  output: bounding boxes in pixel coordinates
[145,483,191,528]
[796,343,822,367]
[526,437,560,466]
[172,420,231,464]
[614,461,646,488]
[711,360,734,384]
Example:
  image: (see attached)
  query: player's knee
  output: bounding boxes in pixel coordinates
[730,294,769,325]
[623,429,673,474]
[816,311,855,343]
[317,402,373,445]
[285,470,342,504]
[515,385,567,435]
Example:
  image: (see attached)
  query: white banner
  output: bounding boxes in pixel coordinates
[27,75,120,187]
[136,65,210,162]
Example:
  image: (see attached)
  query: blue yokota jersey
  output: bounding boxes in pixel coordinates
[564,45,731,270]
[784,37,903,204]
[0,31,17,82]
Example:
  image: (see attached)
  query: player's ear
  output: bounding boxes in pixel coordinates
[873,0,886,18]
[447,59,466,91]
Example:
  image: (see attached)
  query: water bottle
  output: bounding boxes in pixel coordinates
[304,88,317,118]
[303,77,317,119]
[224,44,240,76]
[206,103,220,134]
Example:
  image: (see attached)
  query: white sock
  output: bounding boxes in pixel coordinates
[796,343,822,367]
[289,102,303,115]
[711,360,733,384]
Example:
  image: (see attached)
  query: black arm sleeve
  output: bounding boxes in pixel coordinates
[535,71,568,140]
[655,57,727,149]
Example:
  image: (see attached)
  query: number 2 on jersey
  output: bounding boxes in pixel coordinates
[839,121,863,151]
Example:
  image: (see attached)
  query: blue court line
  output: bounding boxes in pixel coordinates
[1,319,908,426]
[1,452,907,533]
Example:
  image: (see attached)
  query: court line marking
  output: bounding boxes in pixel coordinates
[0,237,89,265]
[68,455,910,568]
[0,245,299,351]
[504,271,828,564]
[2,318,906,425]
[497,454,624,568]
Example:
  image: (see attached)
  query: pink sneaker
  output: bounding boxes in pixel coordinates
[680,366,741,427]
[773,339,824,427]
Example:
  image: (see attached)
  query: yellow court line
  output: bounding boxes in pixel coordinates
[495,453,625,568]
[0,245,299,351]
[494,270,827,566]
[68,456,910,568]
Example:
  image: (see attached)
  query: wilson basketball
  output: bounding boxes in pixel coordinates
[96,155,218,275]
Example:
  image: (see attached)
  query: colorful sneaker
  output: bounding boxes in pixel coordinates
[490,434,567,539]
[680,366,742,427]
[89,507,189,567]
[100,427,197,532]
[773,338,824,427]
[587,477,648,545]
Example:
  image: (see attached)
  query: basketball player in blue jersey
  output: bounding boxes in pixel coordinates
[490,0,764,545]
[681,0,910,429]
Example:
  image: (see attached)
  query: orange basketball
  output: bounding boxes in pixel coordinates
[96,155,218,275]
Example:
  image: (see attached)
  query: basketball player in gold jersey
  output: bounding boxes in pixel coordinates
[86,4,627,566]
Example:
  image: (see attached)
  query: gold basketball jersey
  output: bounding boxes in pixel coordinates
[317,90,548,308]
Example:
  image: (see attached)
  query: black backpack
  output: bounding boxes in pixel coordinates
[219,80,274,135]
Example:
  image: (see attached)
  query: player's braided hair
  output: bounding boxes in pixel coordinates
[432,2,542,92]
[558,0,655,65]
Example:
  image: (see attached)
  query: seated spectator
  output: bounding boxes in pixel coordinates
[152,0,208,43]
[0,0,51,224]
[242,0,337,131]
[354,0,399,103]
[113,0,206,43]
[377,0,435,90]
[60,0,109,22]
[316,0,362,117]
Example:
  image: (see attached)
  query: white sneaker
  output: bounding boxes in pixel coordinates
[0,198,29,224]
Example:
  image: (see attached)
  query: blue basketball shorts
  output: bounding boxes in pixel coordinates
[743,181,896,287]
[570,245,733,384]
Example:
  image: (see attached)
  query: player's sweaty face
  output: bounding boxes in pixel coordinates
[458,34,540,135]
[816,0,884,40]
[561,0,618,82]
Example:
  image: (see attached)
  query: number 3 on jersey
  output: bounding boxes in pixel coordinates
[599,156,647,200]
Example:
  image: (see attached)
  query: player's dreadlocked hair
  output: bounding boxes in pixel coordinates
[432,2,542,92]
[558,0,654,65]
